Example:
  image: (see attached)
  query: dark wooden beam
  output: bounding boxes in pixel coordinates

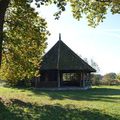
[57,70,60,87]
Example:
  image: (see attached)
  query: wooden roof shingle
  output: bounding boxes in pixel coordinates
[40,37,96,72]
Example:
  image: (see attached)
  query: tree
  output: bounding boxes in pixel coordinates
[83,57,100,73]
[117,73,120,80]
[0,0,120,65]
[91,74,102,85]
[0,0,49,86]
[82,57,101,85]
[116,73,120,85]
[90,59,100,73]
[0,0,10,65]
[101,72,117,85]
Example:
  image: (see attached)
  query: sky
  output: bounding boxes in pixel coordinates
[32,4,120,75]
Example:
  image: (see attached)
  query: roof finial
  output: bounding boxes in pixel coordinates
[59,33,61,41]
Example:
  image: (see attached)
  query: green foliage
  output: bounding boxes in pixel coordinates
[91,74,102,85]
[30,0,120,27]
[0,86,120,120]
[117,73,120,80]
[91,73,120,86]
[0,0,49,86]
[101,73,119,85]
[0,0,119,85]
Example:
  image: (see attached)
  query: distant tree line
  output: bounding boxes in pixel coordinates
[91,73,120,86]
[82,56,120,86]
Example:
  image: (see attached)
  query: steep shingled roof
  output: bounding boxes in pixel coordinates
[40,36,96,72]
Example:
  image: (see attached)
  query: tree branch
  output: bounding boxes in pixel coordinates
[0,0,10,65]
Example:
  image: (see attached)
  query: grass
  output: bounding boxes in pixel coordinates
[0,85,120,120]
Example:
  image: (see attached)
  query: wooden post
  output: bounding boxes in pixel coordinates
[58,70,60,87]
[80,72,82,87]
[83,72,85,88]
[88,73,91,87]
[86,73,90,88]
[57,34,61,88]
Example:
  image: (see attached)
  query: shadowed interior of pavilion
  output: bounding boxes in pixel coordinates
[36,34,96,88]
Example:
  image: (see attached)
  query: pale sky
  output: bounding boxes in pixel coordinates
[32,4,120,75]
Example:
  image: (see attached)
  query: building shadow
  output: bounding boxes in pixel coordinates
[30,87,120,102]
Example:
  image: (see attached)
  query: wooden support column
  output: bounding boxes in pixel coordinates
[88,73,91,87]
[87,73,90,87]
[79,72,81,87]
[57,70,60,87]
[57,34,61,88]
[83,72,85,88]
[86,73,88,86]
[80,72,83,87]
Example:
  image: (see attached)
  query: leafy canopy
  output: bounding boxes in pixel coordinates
[28,0,120,27]
[0,0,120,86]
[0,0,49,86]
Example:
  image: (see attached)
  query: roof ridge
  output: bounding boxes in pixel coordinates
[40,37,96,72]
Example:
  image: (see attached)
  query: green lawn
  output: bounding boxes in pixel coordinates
[0,85,120,120]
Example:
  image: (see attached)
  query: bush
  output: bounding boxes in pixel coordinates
[91,74,102,85]
[99,73,120,85]
[100,79,120,85]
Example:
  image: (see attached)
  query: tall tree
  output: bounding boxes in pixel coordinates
[102,72,117,85]
[117,73,120,80]
[0,0,10,65]
[0,0,49,86]
[90,59,100,73]
[0,0,120,65]
[83,57,100,73]
[91,74,102,85]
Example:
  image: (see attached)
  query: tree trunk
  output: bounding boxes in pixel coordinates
[0,0,10,65]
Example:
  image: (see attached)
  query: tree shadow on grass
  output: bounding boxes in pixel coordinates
[1,98,120,120]
[30,87,120,103]
[38,105,120,120]
[0,98,22,120]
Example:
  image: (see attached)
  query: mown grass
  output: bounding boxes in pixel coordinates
[0,85,120,120]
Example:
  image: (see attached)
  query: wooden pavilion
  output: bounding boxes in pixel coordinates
[36,34,96,88]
